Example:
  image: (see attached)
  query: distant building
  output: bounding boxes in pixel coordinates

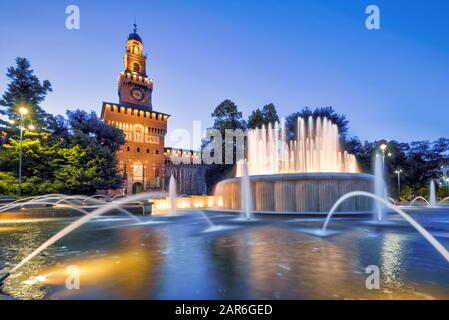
[101,25,206,195]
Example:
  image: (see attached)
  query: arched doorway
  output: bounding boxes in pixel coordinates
[132,182,143,194]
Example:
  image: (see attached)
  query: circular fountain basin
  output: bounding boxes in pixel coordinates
[214,172,374,214]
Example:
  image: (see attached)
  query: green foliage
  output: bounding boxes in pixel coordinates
[0,58,126,196]
[345,137,448,197]
[247,109,264,129]
[210,99,246,132]
[202,99,246,193]
[286,106,349,140]
[417,186,429,198]
[0,172,18,195]
[400,186,412,201]
[247,103,279,129]
[438,186,449,200]
[0,57,53,130]
[0,112,124,196]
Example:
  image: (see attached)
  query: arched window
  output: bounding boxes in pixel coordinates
[133,62,140,73]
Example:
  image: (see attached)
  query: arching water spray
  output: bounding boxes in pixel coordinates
[410,196,430,206]
[322,191,449,263]
[0,194,142,223]
[439,197,449,205]
[1,192,166,281]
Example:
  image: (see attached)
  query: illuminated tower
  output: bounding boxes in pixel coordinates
[118,23,153,108]
[101,24,169,194]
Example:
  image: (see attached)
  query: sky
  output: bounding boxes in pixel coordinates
[0,0,448,149]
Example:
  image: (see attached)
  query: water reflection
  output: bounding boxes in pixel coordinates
[1,211,449,299]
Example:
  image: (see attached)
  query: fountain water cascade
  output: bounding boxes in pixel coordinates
[215,116,373,213]
[430,180,437,208]
[236,116,358,176]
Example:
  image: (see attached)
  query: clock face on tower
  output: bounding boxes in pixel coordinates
[131,87,144,102]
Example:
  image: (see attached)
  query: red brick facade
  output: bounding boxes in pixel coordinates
[101,26,169,194]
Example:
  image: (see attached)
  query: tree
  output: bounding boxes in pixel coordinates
[285,107,349,140]
[202,100,246,193]
[63,110,125,193]
[438,186,449,200]
[66,110,125,150]
[247,109,264,129]
[0,172,18,195]
[0,131,63,195]
[261,103,279,124]
[400,186,412,201]
[0,110,125,196]
[0,57,52,131]
[210,99,246,132]
[247,103,279,129]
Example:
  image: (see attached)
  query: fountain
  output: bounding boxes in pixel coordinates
[321,191,449,263]
[215,116,374,213]
[236,116,358,176]
[430,180,437,208]
[240,160,253,220]
[439,197,449,205]
[410,196,430,206]
[373,152,387,221]
[0,194,143,223]
[0,191,167,287]
[169,175,176,216]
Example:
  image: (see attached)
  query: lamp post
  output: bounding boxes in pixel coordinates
[378,143,392,169]
[379,144,387,167]
[395,169,402,200]
[17,107,29,196]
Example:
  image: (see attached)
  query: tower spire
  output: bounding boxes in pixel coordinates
[133,17,137,34]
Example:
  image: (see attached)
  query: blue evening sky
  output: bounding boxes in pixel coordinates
[0,0,448,149]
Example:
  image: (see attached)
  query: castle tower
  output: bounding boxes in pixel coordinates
[118,23,153,108]
[101,25,169,194]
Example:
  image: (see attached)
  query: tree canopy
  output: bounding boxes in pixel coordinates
[285,106,349,140]
[0,57,53,130]
[247,103,279,129]
[0,57,125,196]
[202,99,247,193]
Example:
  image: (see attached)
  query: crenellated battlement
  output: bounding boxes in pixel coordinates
[101,102,169,122]
[119,71,153,85]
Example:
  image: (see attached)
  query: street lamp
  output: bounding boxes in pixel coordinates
[395,169,402,200]
[379,143,388,167]
[16,107,30,196]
